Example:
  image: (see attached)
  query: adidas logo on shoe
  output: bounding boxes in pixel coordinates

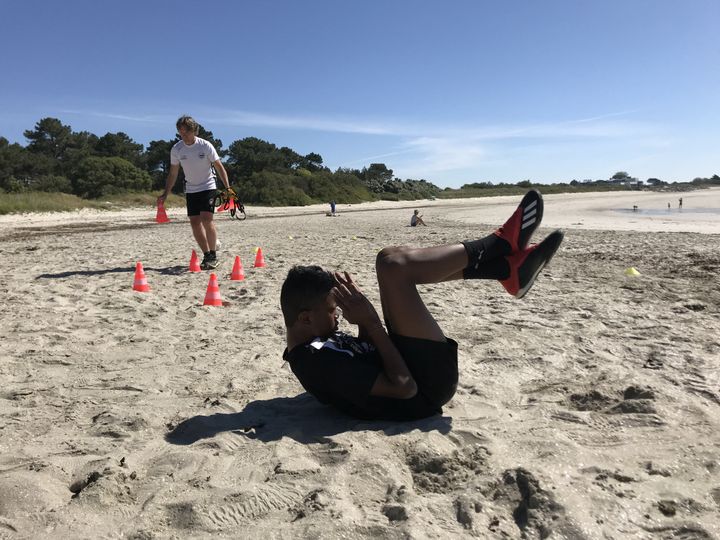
[495,189,544,252]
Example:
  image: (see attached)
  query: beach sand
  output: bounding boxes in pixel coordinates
[1,188,719,538]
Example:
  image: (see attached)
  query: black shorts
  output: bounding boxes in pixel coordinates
[390,333,458,412]
[186,189,217,217]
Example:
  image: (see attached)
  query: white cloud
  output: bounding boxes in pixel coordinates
[59,109,165,123]
[60,105,651,141]
[58,105,668,184]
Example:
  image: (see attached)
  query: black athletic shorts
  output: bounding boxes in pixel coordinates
[385,333,459,417]
[186,189,217,216]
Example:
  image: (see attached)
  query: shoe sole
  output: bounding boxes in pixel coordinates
[517,190,544,250]
[516,230,564,299]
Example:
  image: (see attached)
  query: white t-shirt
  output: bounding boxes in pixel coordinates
[170,137,220,193]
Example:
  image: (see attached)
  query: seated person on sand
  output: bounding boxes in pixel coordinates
[410,209,427,227]
[281,190,563,420]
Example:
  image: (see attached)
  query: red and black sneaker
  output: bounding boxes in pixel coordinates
[495,189,544,252]
[500,230,564,299]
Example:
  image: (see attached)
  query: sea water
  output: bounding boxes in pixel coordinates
[613,208,720,217]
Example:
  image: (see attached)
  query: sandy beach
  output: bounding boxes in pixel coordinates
[1,188,719,539]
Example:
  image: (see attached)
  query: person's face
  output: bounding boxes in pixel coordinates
[177,125,196,144]
[306,293,340,338]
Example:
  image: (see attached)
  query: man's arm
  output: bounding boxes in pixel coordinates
[213,160,230,190]
[363,322,418,399]
[333,272,417,399]
[157,163,180,204]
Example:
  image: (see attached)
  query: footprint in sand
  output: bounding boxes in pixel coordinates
[555,384,665,447]
[639,523,714,539]
[0,470,71,518]
[91,409,149,440]
[381,484,411,523]
[579,465,637,498]
[566,384,662,419]
[404,443,490,494]
[682,368,720,405]
[310,440,350,467]
[487,468,584,539]
[292,489,332,521]
[167,483,305,530]
[567,389,616,411]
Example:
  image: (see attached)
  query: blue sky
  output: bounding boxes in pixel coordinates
[1,1,718,188]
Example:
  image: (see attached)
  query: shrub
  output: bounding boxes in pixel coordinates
[73,157,152,198]
[30,174,73,193]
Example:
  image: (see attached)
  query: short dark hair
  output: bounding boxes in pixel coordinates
[280,266,335,327]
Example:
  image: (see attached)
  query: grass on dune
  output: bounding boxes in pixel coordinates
[0,192,186,215]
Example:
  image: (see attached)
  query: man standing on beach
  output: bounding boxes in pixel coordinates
[157,116,231,270]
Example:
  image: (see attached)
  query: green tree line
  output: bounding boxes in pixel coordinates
[3,118,717,208]
[0,117,441,205]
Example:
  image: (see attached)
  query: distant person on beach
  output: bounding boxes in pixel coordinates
[281,190,563,420]
[410,209,427,227]
[330,200,337,215]
[679,197,683,209]
[668,202,671,210]
[157,115,231,270]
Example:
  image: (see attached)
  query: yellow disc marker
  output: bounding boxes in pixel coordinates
[624,267,641,276]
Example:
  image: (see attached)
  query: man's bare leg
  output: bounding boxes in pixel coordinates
[375,190,558,341]
[375,227,563,342]
[189,216,210,253]
[375,244,472,342]
[200,212,217,251]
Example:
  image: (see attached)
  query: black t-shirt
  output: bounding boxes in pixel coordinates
[284,331,442,420]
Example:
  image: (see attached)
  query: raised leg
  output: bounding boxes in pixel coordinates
[374,190,559,340]
[375,244,469,342]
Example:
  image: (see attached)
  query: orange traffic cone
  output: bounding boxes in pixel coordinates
[132,262,150,292]
[155,201,170,223]
[203,273,223,306]
[230,256,245,280]
[189,250,201,272]
[254,247,266,268]
[217,198,235,213]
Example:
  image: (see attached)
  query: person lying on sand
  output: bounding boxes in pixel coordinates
[281,190,563,420]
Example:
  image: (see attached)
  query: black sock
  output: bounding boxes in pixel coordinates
[463,257,510,280]
[462,234,511,280]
